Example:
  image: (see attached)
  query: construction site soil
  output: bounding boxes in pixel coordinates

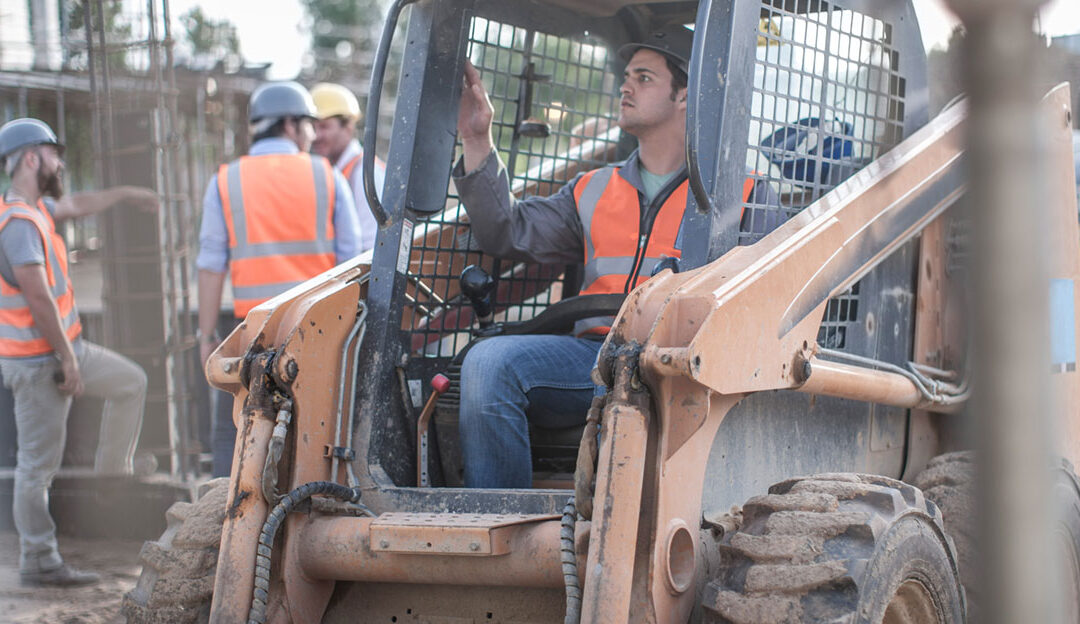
[0,530,142,624]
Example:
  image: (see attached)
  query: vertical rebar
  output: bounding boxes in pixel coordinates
[147,0,184,480]
[83,0,103,185]
[161,0,198,481]
[945,1,1056,623]
[55,83,65,146]
[94,0,115,186]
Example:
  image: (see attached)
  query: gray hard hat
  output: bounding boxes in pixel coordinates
[0,118,64,161]
[248,81,318,123]
[618,24,695,75]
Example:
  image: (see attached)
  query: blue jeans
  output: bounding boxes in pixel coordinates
[211,388,235,478]
[459,335,601,488]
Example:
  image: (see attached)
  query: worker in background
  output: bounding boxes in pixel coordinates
[197,81,361,478]
[0,117,154,586]
[453,26,698,488]
[310,82,385,253]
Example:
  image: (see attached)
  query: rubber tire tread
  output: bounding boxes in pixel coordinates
[121,478,229,624]
[915,452,1080,622]
[912,451,976,609]
[701,472,965,624]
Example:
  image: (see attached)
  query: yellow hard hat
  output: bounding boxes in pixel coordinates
[310,83,361,122]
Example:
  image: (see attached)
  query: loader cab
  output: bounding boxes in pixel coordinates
[355,0,928,501]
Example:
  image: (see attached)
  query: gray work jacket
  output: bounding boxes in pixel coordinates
[451,148,686,267]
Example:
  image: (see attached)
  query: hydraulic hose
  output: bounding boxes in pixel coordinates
[561,496,581,624]
[261,399,293,504]
[247,481,362,624]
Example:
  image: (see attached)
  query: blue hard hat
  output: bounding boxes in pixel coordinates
[248,81,317,123]
[0,118,63,161]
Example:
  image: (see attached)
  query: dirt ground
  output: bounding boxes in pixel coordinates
[0,529,144,624]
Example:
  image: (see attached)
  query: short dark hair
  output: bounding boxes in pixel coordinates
[666,56,687,100]
[252,117,291,143]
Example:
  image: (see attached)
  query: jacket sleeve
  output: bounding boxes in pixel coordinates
[451,150,585,265]
[196,174,230,273]
[331,169,362,263]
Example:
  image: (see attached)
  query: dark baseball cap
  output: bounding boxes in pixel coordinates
[617,24,694,75]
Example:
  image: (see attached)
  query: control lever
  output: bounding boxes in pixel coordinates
[416,373,450,487]
[650,255,680,277]
[460,265,496,329]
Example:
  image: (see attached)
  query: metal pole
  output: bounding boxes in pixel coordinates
[944,1,1055,623]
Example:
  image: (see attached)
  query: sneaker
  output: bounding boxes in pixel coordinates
[20,564,100,587]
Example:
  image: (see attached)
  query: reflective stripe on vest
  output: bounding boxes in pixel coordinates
[0,199,82,356]
[219,153,337,317]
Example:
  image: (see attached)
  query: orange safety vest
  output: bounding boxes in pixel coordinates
[0,197,82,357]
[574,169,685,296]
[219,153,337,317]
[571,167,756,335]
[339,151,385,185]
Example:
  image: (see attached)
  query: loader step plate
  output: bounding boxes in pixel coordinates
[369,513,558,556]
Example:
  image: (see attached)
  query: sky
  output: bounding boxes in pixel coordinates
[164,0,1080,80]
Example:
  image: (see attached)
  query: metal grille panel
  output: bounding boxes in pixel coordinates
[744,0,908,349]
[816,283,860,349]
[403,17,622,357]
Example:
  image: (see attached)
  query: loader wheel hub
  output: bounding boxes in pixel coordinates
[883,579,939,624]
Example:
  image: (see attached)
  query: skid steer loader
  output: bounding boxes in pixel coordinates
[124,0,1080,622]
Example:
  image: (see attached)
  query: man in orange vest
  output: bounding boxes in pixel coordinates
[197,81,360,478]
[310,82,386,254]
[453,27,718,487]
[0,118,156,586]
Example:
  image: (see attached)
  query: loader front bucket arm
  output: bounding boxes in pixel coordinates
[205,255,370,624]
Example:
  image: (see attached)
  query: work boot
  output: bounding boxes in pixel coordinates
[20,564,100,587]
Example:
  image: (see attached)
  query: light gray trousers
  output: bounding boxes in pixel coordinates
[0,341,147,573]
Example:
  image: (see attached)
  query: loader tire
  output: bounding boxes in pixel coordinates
[912,451,976,609]
[122,478,229,624]
[1053,459,1080,623]
[914,452,1080,622]
[701,473,964,624]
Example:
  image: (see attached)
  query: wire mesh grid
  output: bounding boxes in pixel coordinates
[744,0,907,349]
[403,16,622,357]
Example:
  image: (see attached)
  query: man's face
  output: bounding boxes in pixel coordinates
[285,117,317,153]
[311,117,354,162]
[617,49,686,135]
[34,146,65,199]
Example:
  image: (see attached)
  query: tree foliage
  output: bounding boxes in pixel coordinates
[65,0,132,70]
[301,0,387,83]
[181,7,240,58]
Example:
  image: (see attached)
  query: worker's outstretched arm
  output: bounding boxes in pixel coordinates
[52,185,159,220]
[12,263,82,395]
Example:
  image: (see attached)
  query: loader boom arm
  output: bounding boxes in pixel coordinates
[608,98,968,400]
